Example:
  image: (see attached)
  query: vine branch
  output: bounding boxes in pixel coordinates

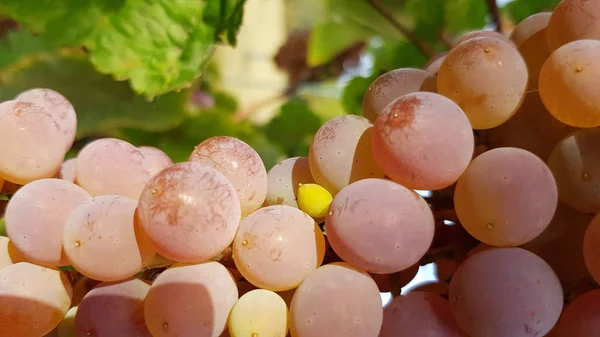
[485,0,503,33]
[365,0,434,58]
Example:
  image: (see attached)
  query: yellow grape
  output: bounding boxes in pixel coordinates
[228,289,289,337]
[297,183,332,219]
[510,12,552,90]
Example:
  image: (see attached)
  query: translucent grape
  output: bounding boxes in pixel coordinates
[290,262,382,337]
[233,205,325,291]
[546,0,600,53]
[144,261,238,337]
[75,138,154,199]
[136,162,241,262]
[437,37,528,129]
[0,100,66,184]
[326,178,434,273]
[5,178,92,267]
[76,278,152,337]
[189,136,268,215]
[510,13,552,90]
[372,92,474,190]
[583,213,600,284]
[539,39,600,127]
[521,202,592,283]
[308,115,384,195]
[0,262,73,337]
[456,30,515,46]
[228,289,288,337]
[139,146,174,176]
[15,88,77,152]
[57,158,76,183]
[454,148,558,246]
[486,91,578,161]
[63,195,155,281]
[379,291,462,337]
[424,52,447,75]
[555,289,600,337]
[548,128,600,213]
[449,248,563,337]
[265,156,315,208]
[0,236,26,269]
[362,68,437,123]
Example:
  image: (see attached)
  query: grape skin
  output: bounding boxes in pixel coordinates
[5,178,92,267]
[0,236,26,269]
[555,289,600,337]
[138,146,174,176]
[546,0,600,53]
[449,248,563,337]
[454,147,558,247]
[371,92,474,190]
[265,156,315,208]
[228,289,289,337]
[136,162,241,263]
[456,29,515,47]
[325,178,434,274]
[437,37,528,129]
[510,13,552,90]
[539,39,600,127]
[423,52,447,75]
[56,158,76,183]
[583,213,600,284]
[144,261,238,337]
[362,68,437,123]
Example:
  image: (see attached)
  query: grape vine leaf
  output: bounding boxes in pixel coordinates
[405,0,445,43]
[307,19,372,67]
[204,0,246,45]
[0,195,9,202]
[444,0,488,34]
[341,75,378,117]
[503,0,560,23]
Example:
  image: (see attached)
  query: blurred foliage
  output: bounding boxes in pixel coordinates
[0,0,562,170]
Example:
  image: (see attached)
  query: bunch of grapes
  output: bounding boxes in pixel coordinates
[3,1,600,336]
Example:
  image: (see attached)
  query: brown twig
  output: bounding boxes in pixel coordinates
[365,0,434,58]
[485,0,503,33]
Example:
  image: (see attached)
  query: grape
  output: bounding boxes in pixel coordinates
[289,262,383,337]
[454,147,558,246]
[189,136,268,215]
[546,0,600,53]
[228,289,288,337]
[449,248,563,337]
[409,282,450,299]
[456,29,515,46]
[71,276,100,307]
[308,115,384,195]
[76,278,152,337]
[424,52,447,75]
[555,289,600,337]
[0,262,73,337]
[136,162,241,262]
[437,37,528,129]
[56,306,77,337]
[583,213,600,284]
[0,236,26,269]
[56,158,76,183]
[144,261,238,337]
[510,13,552,90]
[75,138,154,199]
[521,202,592,283]
[232,205,325,291]
[539,39,600,127]
[371,92,474,190]
[379,291,462,337]
[486,90,578,161]
[325,178,434,273]
[63,195,155,281]
[139,146,174,176]
[265,156,315,208]
[296,183,332,218]
[362,68,437,123]
[548,128,600,213]
[15,88,77,152]
[5,178,92,267]
[0,100,66,184]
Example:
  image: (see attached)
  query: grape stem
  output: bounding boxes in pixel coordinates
[485,0,503,33]
[365,0,434,58]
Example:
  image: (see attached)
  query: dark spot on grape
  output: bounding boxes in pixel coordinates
[386,95,420,129]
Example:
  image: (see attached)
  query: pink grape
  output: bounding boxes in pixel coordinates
[0,236,26,269]
[379,291,462,337]
[0,262,73,337]
[290,262,383,337]
[15,88,77,152]
[5,178,92,267]
[63,195,155,282]
[232,205,325,291]
[308,115,384,195]
[555,289,600,337]
[454,147,558,246]
[423,52,447,75]
[75,138,154,199]
[139,146,174,176]
[265,156,315,208]
[136,162,241,262]
[325,178,434,274]
[0,100,66,184]
[144,261,238,337]
[456,29,515,46]
[372,92,474,190]
[583,213,600,284]
[189,136,268,215]
[449,248,563,337]
[75,278,152,337]
[56,158,76,183]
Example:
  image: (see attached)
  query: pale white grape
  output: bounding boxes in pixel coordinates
[265,156,315,208]
[139,146,174,176]
[510,13,552,90]
[228,289,288,337]
[56,158,76,183]
[0,236,26,269]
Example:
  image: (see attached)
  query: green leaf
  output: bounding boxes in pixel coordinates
[369,39,429,73]
[341,75,377,116]
[503,0,560,23]
[0,218,5,237]
[405,0,445,43]
[0,32,189,137]
[444,0,488,34]
[0,195,9,202]
[58,265,76,272]
[203,0,247,45]
[308,19,371,67]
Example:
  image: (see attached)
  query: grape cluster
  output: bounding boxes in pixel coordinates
[2,1,600,337]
